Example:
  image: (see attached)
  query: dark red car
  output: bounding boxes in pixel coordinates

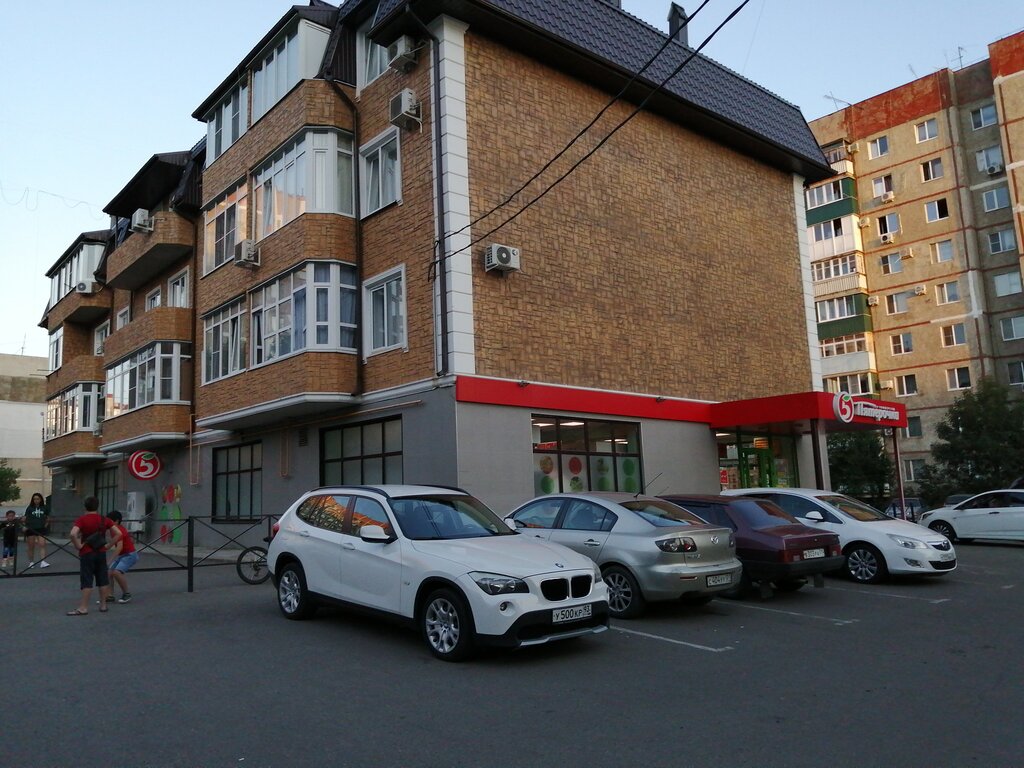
[660,495,844,595]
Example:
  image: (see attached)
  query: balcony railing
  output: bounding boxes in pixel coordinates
[813,272,869,298]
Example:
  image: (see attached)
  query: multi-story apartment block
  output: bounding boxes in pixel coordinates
[41,0,911,539]
[0,354,50,506]
[806,30,1024,488]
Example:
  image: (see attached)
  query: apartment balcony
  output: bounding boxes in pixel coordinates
[103,306,192,363]
[821,351,875,378]
[46,286,111,330]
[809,230,860,261]
[99,404,191,454]
[46,354,104,399]
[42,431,105,468]
[830,159,854,176]
[106,211,194,290]
[813,272,869,299]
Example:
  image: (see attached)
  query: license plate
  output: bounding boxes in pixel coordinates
[939,553,955,562]
[804,548,825,559]
[552,604,592,624]
[706,574,732,587]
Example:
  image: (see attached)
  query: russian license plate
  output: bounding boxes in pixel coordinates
[706,573,732,587]
[804,548,826,559]
[552,604,592,624]
[940,553,955,561]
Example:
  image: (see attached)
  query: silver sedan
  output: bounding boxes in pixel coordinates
[507,493,742,618]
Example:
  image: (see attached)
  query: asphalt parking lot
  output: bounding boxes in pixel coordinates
[4,542,1022,768]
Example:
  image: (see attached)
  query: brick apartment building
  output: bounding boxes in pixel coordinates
[806,30,1024,489]
[41,0,906,540]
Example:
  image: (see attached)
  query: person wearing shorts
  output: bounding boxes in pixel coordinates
[105,510,137,603]
[67,496,121,616]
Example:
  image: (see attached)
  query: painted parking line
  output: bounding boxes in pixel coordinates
[610,626,734,653]
[827,585,950,604]
[727,602,858,626]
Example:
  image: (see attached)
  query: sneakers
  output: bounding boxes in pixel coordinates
[39,560,51,568]
[117,593,133,604]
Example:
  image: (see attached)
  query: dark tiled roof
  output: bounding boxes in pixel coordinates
[365,0,828,173]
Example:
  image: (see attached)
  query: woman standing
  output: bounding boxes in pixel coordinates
[24,493,50,568]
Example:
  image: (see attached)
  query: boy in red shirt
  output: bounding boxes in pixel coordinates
[106,510,137,603]
[67,496,121,615]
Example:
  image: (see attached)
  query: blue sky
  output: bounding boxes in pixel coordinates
[1,0,1021,358]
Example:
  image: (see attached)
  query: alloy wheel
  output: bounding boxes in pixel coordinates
[847,548,878,582]
[279,570,301,614]
[424,597,461,654]
[605,571,633,614]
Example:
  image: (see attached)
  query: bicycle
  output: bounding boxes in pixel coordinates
[236,538,272,585]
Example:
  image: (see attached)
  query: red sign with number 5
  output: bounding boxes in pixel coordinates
[128,450,162,480]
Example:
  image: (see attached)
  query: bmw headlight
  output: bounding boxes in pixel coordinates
[469,572,529,595]
[887,534,926,549]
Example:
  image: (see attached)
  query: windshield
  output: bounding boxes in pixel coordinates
[390,495,515,540]
[731,499,798,529]
[620,499,706,527]
[819,495,890,522]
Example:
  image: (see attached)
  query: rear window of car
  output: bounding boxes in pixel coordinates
[620,500,705,527]
[730,499,797,529]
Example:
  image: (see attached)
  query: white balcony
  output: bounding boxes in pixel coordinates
[821,351,875,377]
[813,272,869,298]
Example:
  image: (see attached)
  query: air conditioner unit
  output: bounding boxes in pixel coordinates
[903,247,915,259]
[881,191,895,203]
[858,218,871,228]
[847,142,860,154]
[91,424,103,437]
[987,163,1004,175]
[389,89,421,131]
[867,296,880,306]
[387,35,418,72]
[75,280,97,295]
[914,284,927,295]
[233,239,259,268]
[484,243,521,273]
[880,232,896,244]
[130,208,153,233]
[880,380,895,390]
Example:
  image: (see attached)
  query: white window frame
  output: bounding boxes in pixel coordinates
[971,103,997,130]
[251,20,330,122]
[976,145,1003,172]
[1008,360,1024,387]
[891,332,913,355]
[878,213,900,236]
[915,118,938,143]
[896,374,918,397]
[880,253,903,275]
[872,175,893,198]
[145,288,162,311]
[205,79,249,166]
[44,383,104,441]
[805,180,844,209]
[994,271,1023,298]
[48,242,104,309]
[820,334,866,357]
[868,135,889,159]
[886,292,910,315]
[105,342,191,419]
[982,186,1009,212]
[168,269,189,308]
[359,128,401,217]
[363,265,407,357]
[204,183,248,273]
[921,157,943,182]
[824,374,873,396]
[933,240,954,263]
[904,458,926,482]
[116,307,130,330]
[936,281,960,305]
[93,321,110,356]
[946,366,972,391]
[203,300,246,384]
[48,327,63,372]
[924,198,949,223]
[903,416,923,439]
[940,323,966,347]
[1002,316,1024,341]
[815,295,856,323]
[989,228,1016,254]
[357,22,390,89]
[811,254,857,281]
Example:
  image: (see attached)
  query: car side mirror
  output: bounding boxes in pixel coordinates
[805,510,825,522]
[511,518,526,528]
[359,525,393,543]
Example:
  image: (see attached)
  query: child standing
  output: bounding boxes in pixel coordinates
[106,510,137,603]
[2,510,18,569]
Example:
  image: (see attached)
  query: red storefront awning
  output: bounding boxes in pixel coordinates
[709,391,907,431]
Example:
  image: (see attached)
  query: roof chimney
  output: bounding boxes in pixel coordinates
[668,3,688,46]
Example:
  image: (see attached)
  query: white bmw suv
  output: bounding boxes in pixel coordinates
[267,485,609,661]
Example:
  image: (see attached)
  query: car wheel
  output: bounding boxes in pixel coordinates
[421,589,474,662]
[603,566,645,619]
[929,521,958,543]
[774,578,806,592]
[277,562,316,620]
[845,544,887,584]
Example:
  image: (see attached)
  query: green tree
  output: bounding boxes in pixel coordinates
[917,378,1024,506]
[0,459,22,504]
[827,431,894,508]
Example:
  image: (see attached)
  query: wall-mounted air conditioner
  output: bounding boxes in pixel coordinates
[881,191,895,203]
[390,89,421,131]
[234,240,259,268]
[867,296,880,306]
[130,208,153,233]
[903,247,915,259]
[76,280,97,295]
[880,380,895,390]
[858,218,871,228]
[880,232,896,244]
[388,36,418,72]
[987,163,1004,175]
[847,142,860,153]
[484,244,521,273]
[914,285,927,295]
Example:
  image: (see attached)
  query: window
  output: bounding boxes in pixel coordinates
[891,332,913,355]
[933,240,954,263]
[251,261,358,366]
[561,500,615,532]
[946,366,971,390]
[904,458,926,482]
[880,253,902,275]
[812,254,856,281]
[205,79,248,165]
[915,118,938,142]
[815,295,856,323]
[941,323,966,347]
[296,495,348,533]
[820,334,866,357]
[921,157,943,182]
[976,145,1003,172]
[251,21,330,121]
[48,242,104,309]
[511,498,564,529]
[321,418,402,485]
[805,180,844,209]
[903,416,923,439]
[982,186,1010,212]
[925,199,949,222]
[872,175,893,198]
[95,467,118,516]
[44,383,105,440]
[879,213,900,235]
[203,300,245,383]
[213,443,262,521]
[886,292,910,315]
[994,271,1023,297]
[868,135,889,158]
[203,183,247,272]
[168,270,189,308]
[116,307,130,330]
[105,342,191,419]
[970,103,997,130]
[896,374,918,397]
[531,416,643,495]
[145,288,162,311]
[989,228,1016,254]
[350,496,393,537]
[1009,360,1024,387]
[1002,316,1024,341]
[360,130,400,216]
[93,321,110,355]
[358,23,390,87]
[48,327,63,372]
[364,266,405,354]
[824,374,872,396]
[936,281,960,304]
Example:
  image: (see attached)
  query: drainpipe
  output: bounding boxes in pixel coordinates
[405,4,450,376]
[326,78,365,396]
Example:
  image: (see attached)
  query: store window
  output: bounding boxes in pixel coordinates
[531,416,642,495]
[95,467,118,516]
[213,442,263,521]
[320,418,403,486]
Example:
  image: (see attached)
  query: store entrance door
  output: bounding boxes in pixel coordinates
[739,446,776,488]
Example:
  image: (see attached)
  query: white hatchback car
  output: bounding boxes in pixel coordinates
[919,490,1024,543]
[267,485,609,661]
[722,488,956,583]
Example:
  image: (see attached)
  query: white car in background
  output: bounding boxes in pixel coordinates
[919,490,1024,543]
[722,488,956,584]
